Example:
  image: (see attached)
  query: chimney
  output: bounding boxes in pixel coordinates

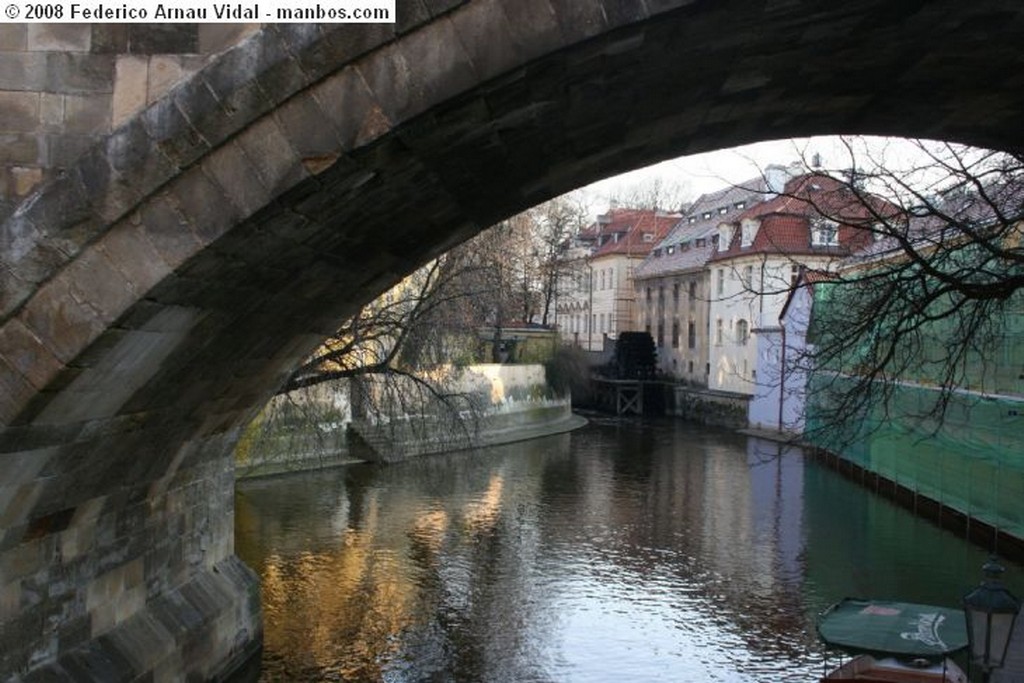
[765,164,789,196]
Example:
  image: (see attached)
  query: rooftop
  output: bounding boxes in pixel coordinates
[636,175,768,278]
[581,207,680,259]
[708,173,887,262]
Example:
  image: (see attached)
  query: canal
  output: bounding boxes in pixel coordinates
[234,417,1024,682]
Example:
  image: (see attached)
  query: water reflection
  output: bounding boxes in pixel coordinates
[235,418,1023,682]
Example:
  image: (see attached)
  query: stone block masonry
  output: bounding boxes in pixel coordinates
[3,2,1024,682]
[0,24,259,221]
[0,437,261,682]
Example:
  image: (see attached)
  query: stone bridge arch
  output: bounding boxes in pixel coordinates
[3,1,1024,679]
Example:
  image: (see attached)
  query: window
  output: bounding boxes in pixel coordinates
[689,281,697,305]
[657,321,665,348]
[717,269,724,296]
[736,319,749,345]
[666,245,675,255]
[811,217,839,246]
[743,265,754,288]
[688,360,694,374]
[646,287,652,303]
[599,313,605,333]
[687,320,696,349]
[688,216,697,223]
[735,201,746,210]
[672,282,680,306]
[600,270,606,290]
[715,318,723,345]
[672,320,680,348]
[643,233,654,242]
[791,264,801,287]
[718,206,728,215]
[717,225,732,251]
[658,286,665,308]
[703,211,712,219]
[696,238,707,248]
[740,219,757,247]
[609,267,615,289]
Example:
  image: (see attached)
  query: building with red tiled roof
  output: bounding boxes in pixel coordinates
[632,172,778,383]
[555,206,677,351]
[707,172,890,394]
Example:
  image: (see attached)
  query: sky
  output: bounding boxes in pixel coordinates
[578,135,938,213]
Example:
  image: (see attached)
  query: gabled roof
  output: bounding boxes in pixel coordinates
[636,176,768,279]
[582,207,679,259]
[708,173,886,262]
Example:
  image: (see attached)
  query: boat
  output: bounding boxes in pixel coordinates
[817,599,970,682]
[821,654,967,682]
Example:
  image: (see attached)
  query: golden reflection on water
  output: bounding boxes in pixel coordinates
[241,470,509,680]
[236,422,1022,682]
[462,473,504,533]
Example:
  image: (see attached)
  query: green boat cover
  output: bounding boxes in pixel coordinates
[817,599,969,659]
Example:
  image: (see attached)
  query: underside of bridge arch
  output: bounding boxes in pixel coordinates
[2,1,1024,679]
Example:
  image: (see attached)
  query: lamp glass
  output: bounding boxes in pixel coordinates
[963,559,1020,672]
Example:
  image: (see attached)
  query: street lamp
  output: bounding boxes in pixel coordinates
[963,557,1020,682]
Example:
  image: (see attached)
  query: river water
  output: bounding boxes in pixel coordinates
[234,417,1024,682]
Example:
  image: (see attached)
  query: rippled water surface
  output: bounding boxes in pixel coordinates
[235,417,1024,682]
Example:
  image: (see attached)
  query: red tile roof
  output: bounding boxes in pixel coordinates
[582,208,680,259]
[708,173,895,262]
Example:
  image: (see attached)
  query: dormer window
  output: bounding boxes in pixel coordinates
[688,216,697,223]
[718,207,728,215]
[735,201,746,209]
[666,245,675,255]
[702,212,712,220]
[717,224,733,251]
[643,233,654,242]
[811,217,839,246]
[740,219,758,248]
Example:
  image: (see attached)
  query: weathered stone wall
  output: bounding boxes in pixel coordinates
[0,24,258,220]
[671,386,751,430]
[2,1,1024,680]
[350,364,582,463]
[1,431,262,681]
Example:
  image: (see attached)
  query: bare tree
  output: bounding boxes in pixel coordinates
[240,196,589,465]
[761,139,1024,446]
[602,176,692,212]
[530,193,590,327]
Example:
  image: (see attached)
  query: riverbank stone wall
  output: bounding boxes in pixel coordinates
[4,2,1024,680]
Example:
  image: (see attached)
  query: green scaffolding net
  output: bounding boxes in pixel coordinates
[804,281,1024,540]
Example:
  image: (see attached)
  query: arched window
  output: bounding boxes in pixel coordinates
[736,319,749,345]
